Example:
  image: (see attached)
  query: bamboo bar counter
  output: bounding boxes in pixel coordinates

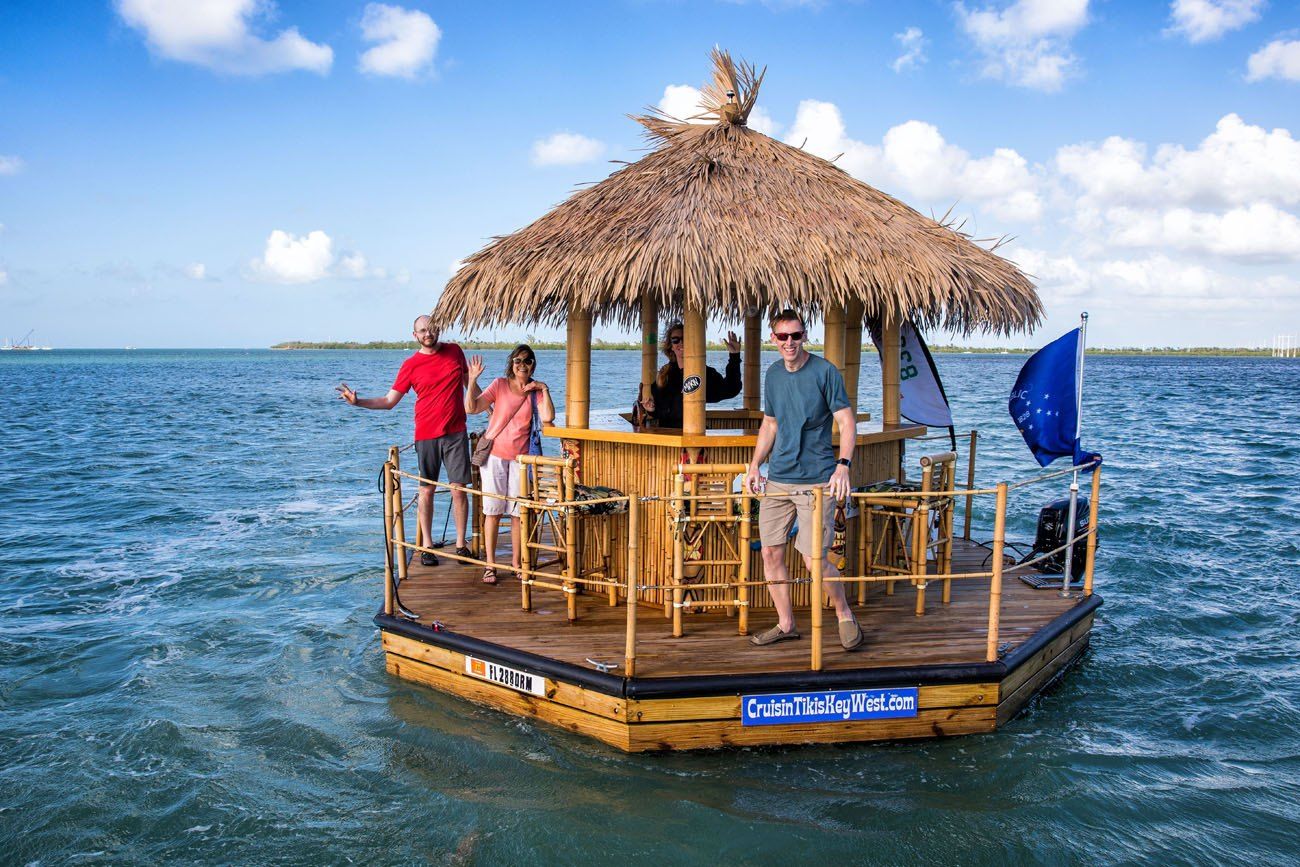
[372,50,1104,752]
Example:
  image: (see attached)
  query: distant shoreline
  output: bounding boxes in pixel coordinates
[271,340,1275,357]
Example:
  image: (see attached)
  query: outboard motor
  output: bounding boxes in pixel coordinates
[1031,498,1089,575]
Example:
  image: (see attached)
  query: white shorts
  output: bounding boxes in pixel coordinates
[480,454,522,517]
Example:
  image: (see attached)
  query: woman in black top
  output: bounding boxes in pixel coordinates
[643,321,742,428]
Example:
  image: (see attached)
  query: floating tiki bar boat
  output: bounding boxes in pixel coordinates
[374,51,1103,751]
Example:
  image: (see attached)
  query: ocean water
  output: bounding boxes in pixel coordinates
[2,349,1297,865]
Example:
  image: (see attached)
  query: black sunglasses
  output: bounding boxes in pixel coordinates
[773,331,805,342]
[669,335,683,345]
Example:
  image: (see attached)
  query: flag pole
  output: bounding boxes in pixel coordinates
[1061,312,1088,596]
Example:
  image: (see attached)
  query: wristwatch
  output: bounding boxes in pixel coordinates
[836,458,852,468]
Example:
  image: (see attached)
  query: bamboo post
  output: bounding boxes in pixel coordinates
[565,304,592,429]
[823,303,846,373]
[963,430,978,540]
[672,473,685,637]
[738,487,751,635]
[625,496,639,677]
[985,482,1008,662]
[564,462,578,622]
[682,303,707,436]
[640,298,658,409]
[913,464,932,617]
[857,500,869,606]
[940,462,955,604]
[844,299,863,419]
[824,303,846,438]
[382,460,395,616]
[1084,465,1102,596]
[811,486,825,671]
[743,310,762,411]
[390,448,409,582]
[518,461,532,611]
[881,317,900,428]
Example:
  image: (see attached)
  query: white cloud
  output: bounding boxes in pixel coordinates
[358,4,440,79]
[1105,202,1300,262]
[786,102,1043,220]
[748,106,782,137]
[116,0,332,75]
[0,155,23,175]
[0,266,7,286]
[337,251,388,279]
[892,27,928,73]
[1055,114,1300,209]
[955,0,1090,91]
[1054,115,1300,263]
[530,132,605,166]
[657,84,781,135]
[658,84,708,122]
[1166,0,1264,44]
[248,230,384,283]
[1247,38,1300,82]
[184,262,206,280]
[1011,248,1300,312]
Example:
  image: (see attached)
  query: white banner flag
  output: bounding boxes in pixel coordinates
[892,322,953,427]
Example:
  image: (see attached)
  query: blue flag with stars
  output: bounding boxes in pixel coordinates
[1009,329,1098,468]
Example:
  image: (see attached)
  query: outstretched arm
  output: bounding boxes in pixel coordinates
[337,383,403,410]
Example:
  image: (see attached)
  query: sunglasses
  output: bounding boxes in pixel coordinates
[773,331,805,342]
[512,357,535,366]
[669,335,683,345]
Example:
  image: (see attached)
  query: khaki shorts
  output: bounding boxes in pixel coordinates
[758,480,835,558]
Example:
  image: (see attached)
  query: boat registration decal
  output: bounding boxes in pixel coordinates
[741,687,919,726]
[464,656,547,696]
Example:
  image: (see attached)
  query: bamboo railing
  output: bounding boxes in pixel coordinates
[378,441,1103,675]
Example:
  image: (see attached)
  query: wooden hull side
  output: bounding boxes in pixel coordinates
[377,602,1099,752]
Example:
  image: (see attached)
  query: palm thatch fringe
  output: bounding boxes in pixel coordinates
[434,49,1041,336]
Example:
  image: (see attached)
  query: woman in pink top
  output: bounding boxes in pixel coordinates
[465,345,555,584]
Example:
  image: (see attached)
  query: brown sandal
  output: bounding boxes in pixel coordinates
[482,568,498,585]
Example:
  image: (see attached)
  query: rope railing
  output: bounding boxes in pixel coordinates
[378,438,1104,676]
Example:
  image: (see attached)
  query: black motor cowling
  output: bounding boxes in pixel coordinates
[1032,498,1090,575]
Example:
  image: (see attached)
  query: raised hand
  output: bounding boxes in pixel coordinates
[467,355,485,381]
[724,330,741,353]
[336,383,357,404]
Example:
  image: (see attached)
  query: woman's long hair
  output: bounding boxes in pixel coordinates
[504,344,536,381]
[655,322,683,388]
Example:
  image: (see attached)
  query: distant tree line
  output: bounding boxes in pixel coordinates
[272,339,1273,356]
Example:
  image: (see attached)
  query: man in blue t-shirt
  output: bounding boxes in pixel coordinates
[744,310,864,650]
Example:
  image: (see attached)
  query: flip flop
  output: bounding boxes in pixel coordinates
[482,568,498,585]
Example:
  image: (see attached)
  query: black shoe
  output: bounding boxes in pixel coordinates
[420,552,439,567]
[454,546,473,560]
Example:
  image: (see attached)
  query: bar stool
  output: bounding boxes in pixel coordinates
[516,455,624,621]
[855,451,957,615]
[667,463,753,637]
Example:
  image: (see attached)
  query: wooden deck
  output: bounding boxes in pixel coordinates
[392,537,1079,678]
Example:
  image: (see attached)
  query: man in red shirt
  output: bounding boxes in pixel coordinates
[337,315,471,566]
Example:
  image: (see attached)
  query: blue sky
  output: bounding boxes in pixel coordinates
[2,0,1298,348]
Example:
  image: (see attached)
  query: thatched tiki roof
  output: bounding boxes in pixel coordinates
[433,49,1041,336]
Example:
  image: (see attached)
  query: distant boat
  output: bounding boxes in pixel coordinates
[1,330,51,351]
